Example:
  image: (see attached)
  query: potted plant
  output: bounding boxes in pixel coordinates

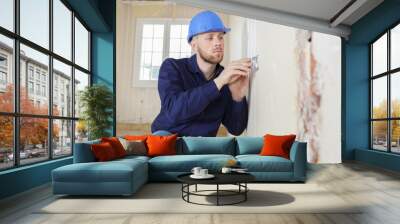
[79,84,113,140]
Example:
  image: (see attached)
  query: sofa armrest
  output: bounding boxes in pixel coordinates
[289,141,307,181]
[73,140,100,163]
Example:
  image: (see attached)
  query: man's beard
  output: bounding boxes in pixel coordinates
[197,47,223,64]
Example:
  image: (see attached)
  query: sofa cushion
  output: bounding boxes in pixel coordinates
[148,154,235,172]
[53,158,147,183]
[180,137,235,155]
[236,155,293,172]
[101,137,127,158]
[235,136,263,155]
[147,134,178,157]
[260,134,296,159]
[124,135,148,141]
[119,138,148,156]
[91,142,118,161]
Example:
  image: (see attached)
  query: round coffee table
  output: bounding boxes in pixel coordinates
[177,172,255,206]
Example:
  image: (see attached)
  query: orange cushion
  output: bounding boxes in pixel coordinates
[146,134,178,157]
[259,134,296,159]
[91,142,118,161]
[124,135,148,141]
[101,137,127,158]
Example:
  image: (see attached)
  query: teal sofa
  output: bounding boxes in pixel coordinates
[52,137,307,196]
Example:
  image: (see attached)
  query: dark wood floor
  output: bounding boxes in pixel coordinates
[0,162,400,224]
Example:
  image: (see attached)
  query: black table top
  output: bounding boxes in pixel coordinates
[177,172,255,185]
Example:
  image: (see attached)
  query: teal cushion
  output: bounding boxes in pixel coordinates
[236,155,293,172]
[116,155,150,162]
[73,139,101,163]
[181,137,235,155]
[52,159,147,183]
[235,136,263,155]
[149,154,235,172]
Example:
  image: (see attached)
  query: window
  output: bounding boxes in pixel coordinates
[53,0,72,60]
[0,0,14,31]
[41,85,46,97]
[0,54,7,67]
[371,23,400,154]
[28,81,34,94]
[53,59,72,117]
[0,116,13,170]
[169,24,192,59]
[134,19,192,87]
[75,17,89,70]
[20,0,49,49]
[28,67,34,80]
[0,1,91,170]
[74,69,89,118]
[53,119,72,158]
[0,34,13,112]
[0,71,7,85]
[35,70,41,81]
[35,84,40,95]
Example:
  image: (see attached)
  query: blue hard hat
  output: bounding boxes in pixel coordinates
[187,10,231,43]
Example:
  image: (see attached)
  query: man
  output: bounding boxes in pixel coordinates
[151,10,251,137]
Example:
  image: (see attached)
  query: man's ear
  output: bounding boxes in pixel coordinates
[190,37,197,53]
[190,39,197,53]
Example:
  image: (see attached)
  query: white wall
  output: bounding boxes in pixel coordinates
[228,16,341,163]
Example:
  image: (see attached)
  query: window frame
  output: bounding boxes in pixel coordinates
[0,0,92,171]
[370,21,400,154]
[133,18,190,88]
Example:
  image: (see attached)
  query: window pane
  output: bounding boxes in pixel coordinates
[75,18,89,70]
[372,77,387,119]
[20,117,49,165]
[53,0,72,60]
[153,38,163,52]
[181,25,188,39]
[53,59,72,117]
[391,72,400,117]
[180,38,189,52]
[153,25,164,38]
[391,120,400,153]
[391,24,400,70]
[74,69,89,118]
[170,39,180,52]
[151,67,159,80]
[142,38,152,52]
[20,44,49,115]
[0,116,13,170]
[152,52,162,66]
[170,25,181,38]
[372,121,387,151]
[372,33,387,76]
[0,0,13,31]
[143,52,151,66]
[142,25,153,38]
[0,34,14,113]
[53,119,72,158]
[20,0,49,49]
[75,120,88,143]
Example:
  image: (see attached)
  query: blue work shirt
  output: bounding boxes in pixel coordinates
[151,54,248,137]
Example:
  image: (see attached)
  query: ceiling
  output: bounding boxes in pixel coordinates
[169,0,384,38]
[124,0,384,38]
[224,0,381,26]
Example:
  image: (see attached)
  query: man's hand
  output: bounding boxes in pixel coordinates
[229,72,250,102]
[214,58,251,90]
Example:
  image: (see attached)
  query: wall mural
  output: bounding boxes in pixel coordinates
[295,30,322,163]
